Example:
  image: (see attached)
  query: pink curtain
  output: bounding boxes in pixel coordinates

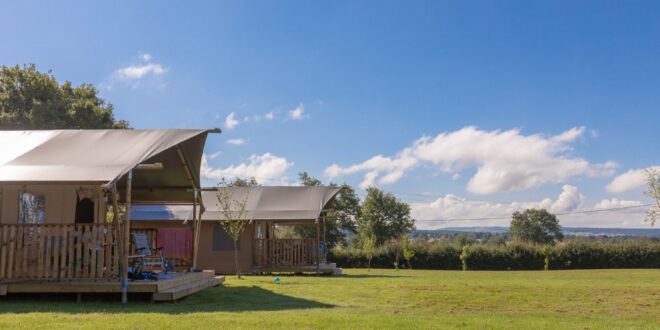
[156,228,193,259]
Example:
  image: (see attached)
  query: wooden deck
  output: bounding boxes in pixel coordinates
[0,270,223,302]
[253,262,339,275]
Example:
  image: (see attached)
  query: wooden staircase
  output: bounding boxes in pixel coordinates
[153,270,224,302]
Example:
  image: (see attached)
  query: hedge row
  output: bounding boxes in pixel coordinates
[329,239,660,270]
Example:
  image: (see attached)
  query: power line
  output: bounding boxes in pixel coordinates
[415,203,653,222]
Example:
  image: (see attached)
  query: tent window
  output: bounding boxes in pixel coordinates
[75,198,95,224]
[19,192,45,224]
[212,224,239,251]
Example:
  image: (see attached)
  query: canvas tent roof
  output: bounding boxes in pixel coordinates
[132,186,341,221]
[0,129,215,202]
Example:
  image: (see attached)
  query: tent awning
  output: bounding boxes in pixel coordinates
[132,186,341,221]
[0,129,216,202]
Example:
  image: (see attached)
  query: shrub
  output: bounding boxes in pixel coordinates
[329,238,660,270]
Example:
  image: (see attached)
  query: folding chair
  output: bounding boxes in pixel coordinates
[130,232,175,274]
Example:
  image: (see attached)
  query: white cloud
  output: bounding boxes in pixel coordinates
[606,166,660,193]
[225,112,239,130]
[288,103,306,120]
[141,53,152,62]
[325,126,617,193]
[207,151,222,160]
[201,152,293,184]
[411,185,647,229]
[226,138,246,145]
[265,111,276,120]
[594,198,642,209]
[114,63,165,80]
[550,185,585,213]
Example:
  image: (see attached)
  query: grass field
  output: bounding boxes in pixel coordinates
[0,269,658,329]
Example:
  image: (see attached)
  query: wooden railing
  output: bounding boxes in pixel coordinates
[254,238,319,268]
[0,224,120,281]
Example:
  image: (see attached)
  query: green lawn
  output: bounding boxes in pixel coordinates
[1,269,658,329]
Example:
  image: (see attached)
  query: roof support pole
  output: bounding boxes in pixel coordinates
[0,186,3,223]
[121,170,133,304]
[316,219,320,276]
[191,189,201,271]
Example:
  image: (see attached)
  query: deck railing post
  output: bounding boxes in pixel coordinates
[121,170,133,303]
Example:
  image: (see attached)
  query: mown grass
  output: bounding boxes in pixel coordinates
[0,269,658,329]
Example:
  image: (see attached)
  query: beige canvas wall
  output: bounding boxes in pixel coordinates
[197,222,254,274]
[0,184,106,225]
[131,220,255,274]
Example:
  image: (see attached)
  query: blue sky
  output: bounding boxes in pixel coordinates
[1,1,658,228]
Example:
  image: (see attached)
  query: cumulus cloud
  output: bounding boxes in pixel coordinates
[114,55,166,80]
[201,152,293,184]
[411,185,646,229]
[594,198,643,209]
[288,103,306,120]
[225,112,239,130]
[606,166,659,193]
[107,53,167,90]
[550,185,585,213]
[226,138,246,145]
[325,126,617,193]
[265,111,276,120]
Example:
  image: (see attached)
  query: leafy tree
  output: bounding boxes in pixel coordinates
[645,168,659,226]
[0,64,128,129]
[296,172,360,247]
[358,187,415,245]
[460,245,471,271]
[402,236,415,269]
[360,223,377,272]
[509,209,564,245]
[298,171,322,187]
[540,245,553,271]
[216,183,251,279]
[219,176,260,187]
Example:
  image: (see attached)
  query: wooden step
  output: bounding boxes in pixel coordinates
[152,276,224,302]
[155,270,215,292]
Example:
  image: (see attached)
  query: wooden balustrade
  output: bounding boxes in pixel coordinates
[254,238,319,267]
[0,224,120,281]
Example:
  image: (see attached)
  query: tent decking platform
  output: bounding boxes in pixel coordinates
[253,263,340,275]
[0,270,224,302]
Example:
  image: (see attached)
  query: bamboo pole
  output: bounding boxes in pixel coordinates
[121,170,133,303]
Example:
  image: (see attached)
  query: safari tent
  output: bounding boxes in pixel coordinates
[131,186,341,274]
[0,129,222,301]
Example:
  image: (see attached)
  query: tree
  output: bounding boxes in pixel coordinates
[360,223,377,272]
[298,171,322,187]
[358,187,415,245]
[296,172,360,247]
[219,176,260,188]
[509,209,564,245]
[645,168,659,226]
[0,64,128,129]
[402,236,415,269]
[216,183,251,279]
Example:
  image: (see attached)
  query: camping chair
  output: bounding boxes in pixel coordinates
[130,232,175,275]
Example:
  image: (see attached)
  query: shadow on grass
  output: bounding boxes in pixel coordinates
[0,285,333,314]
[339,274,409,279]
